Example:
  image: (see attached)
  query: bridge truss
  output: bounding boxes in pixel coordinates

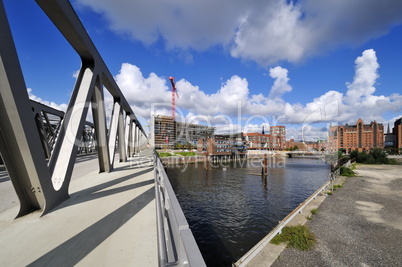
[0,0,148,217]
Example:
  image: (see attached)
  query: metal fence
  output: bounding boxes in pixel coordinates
[154,151,206,267]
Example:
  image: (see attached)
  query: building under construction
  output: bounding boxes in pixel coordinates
[152,115,215,150]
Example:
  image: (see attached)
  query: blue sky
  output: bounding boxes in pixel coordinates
[4,0,402,141]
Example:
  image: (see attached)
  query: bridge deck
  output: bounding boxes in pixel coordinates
[0,150,157,266]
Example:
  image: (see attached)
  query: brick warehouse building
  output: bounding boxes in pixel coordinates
[328,119,384,153]
[243,126,286,151]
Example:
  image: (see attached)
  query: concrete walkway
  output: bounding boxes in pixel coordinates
[271,164,402,267]
[0,149,157,266]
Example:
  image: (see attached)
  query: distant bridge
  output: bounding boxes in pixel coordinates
[286,151,326,158]
[0,0,204,266]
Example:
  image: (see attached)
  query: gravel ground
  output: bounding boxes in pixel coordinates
[271,164,402,267]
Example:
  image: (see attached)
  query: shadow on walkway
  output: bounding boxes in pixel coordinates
[48,167,153,214]
[28,186,155,266]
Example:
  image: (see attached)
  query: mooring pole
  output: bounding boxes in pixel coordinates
[261,153,268,176]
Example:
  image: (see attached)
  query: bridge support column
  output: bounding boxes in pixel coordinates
[108,101,121,168]
[133,125,139,155]
[118,109,127,162]
[91,76,111,172]
[0,1,50,216]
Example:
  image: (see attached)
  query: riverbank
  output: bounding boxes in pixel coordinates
[234,174,342,266]
[269,164,402,266]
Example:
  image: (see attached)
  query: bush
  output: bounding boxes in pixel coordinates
[311,208,318,215]
[340,166,355,176]
[270,225,316,250]
[349,149,389,164]
[350,150,358,160]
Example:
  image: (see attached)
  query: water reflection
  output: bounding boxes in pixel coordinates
[166,157,330,266]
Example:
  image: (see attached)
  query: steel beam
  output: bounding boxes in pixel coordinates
[91,76,111,172]
[124,115,132,157]
[0,0,50,216]
[48,66,96,192]
[134,125,139,155]
[108,101,121,166]
[118,109,127,162]
[0,0,149,216]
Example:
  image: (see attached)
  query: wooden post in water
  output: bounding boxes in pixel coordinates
[261,153,268,176]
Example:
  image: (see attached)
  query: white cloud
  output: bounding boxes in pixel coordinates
[346,49,379,102]
[27,88,68,112]
[72,69,80,79]
[75,0,402,65]
[231,0,309,64]
[26,49,402,140]
[268,66,292,99]
[111,49,402,139]
[114,63,170,118]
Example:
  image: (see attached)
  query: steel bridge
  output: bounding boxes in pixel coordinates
[0,0,205,266]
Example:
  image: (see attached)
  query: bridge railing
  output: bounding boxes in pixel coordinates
[154,151,206,267]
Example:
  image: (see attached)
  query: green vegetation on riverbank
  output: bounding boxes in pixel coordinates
[349,148,395,164]
[157,151,199,157]
[340,166,356,177]
[158,152,174,157]
[175,152,198,156]
[270,225,316,250]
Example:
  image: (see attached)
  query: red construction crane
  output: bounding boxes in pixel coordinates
[169,76,179,120]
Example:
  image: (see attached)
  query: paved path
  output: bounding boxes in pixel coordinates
[0,153,100,213]
[0,149,157,266]
[271,164,402,267]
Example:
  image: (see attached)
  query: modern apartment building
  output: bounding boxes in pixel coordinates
[152,115,215,149]
[197,133,246,156]
[328,119,384,153]
[153,115,176,149]
[175,121,215,147]
[385,117,402,150]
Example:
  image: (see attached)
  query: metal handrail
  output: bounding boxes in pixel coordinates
[154,151,206,267]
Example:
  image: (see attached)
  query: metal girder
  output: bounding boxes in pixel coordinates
[118,109,127,162]
[91,76,110,172]
[48,66,96,191]
[108,101,121,166]
[0,0,149,216]
[0,0,50,216]
[124,115,132,158]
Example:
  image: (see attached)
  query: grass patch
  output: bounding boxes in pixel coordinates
[340,166,356,177]
[333,184,343,190]
[270,225,316,250]
[158,152,174,157]
[327,191,333,195]
[311,208,318,215]
[175,152,198,156]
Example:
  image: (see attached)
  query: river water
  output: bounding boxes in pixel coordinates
[166,157,331,266]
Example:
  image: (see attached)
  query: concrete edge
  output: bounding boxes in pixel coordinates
[234,175,348,267]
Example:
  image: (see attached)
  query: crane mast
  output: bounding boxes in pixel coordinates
[169,76,179,120]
